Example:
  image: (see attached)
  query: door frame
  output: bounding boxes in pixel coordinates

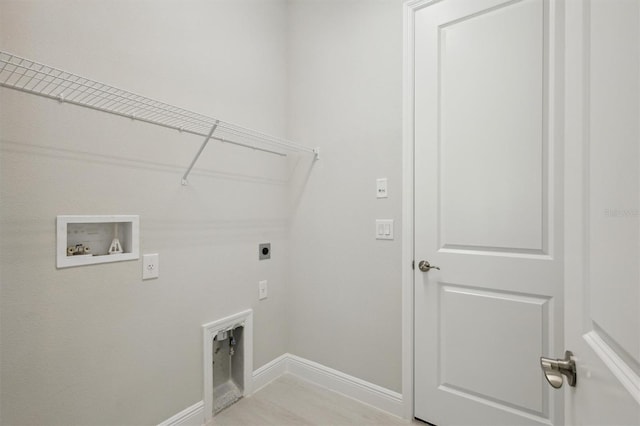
[401,0,436,419]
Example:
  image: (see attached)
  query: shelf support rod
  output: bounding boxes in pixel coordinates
[182,121,219,185]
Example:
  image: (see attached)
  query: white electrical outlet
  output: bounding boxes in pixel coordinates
[376,178,388,198]
[143,253,159,279]
[259,280,268,300]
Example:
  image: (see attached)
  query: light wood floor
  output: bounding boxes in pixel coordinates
[210,374,422,426]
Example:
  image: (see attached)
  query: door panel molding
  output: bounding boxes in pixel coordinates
[436,0,549,255]
[583,331,640,404]
[436,384,553,424]
[437,284,552,416]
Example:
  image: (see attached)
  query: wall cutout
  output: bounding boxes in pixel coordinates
[203,309,253,424]
[56,215,139,268]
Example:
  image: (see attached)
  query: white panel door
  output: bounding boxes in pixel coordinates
[412,0,563,424]
[564,0,640,424]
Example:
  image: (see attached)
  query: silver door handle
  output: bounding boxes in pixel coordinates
[540,351,576,388]
[418,260,440,272]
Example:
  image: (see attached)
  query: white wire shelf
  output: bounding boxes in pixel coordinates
[0,50,319,184]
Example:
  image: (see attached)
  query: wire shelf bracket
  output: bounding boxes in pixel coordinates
[0,50,320,185]
[182,121,219,185]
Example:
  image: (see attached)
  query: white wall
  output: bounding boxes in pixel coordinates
[0,0,404,424]
[0,1,293,424]
[286,0,404,393]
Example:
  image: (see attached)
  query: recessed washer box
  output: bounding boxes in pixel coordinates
[56,215,139,268]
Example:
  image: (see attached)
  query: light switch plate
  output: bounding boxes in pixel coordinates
[376,178,388,198]
[376,219,394,240]
[143,253,159,279]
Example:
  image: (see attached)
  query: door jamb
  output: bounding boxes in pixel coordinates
[402,0,440,419]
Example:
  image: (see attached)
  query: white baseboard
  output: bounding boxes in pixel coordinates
[252,353,289,393]
[252,353,405,419]
[285,354,405,418]
[160,352,405,426]
[157,401,204,426]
